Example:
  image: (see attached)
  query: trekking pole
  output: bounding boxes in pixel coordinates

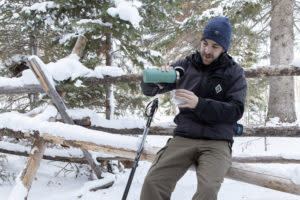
[121,98,159,200]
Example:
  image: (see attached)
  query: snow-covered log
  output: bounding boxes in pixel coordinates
[227,163,300,195]
[244,65,300,78]
[2,65,300,95]
[232,156,300,164]
[0,85,44,94]
[2,128,300,195]
[242,126,300,137]
[78,121,300,137]
[0,128,158,162]
[2,140,300,164]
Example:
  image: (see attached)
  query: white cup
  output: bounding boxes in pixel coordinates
[171,90,185,105]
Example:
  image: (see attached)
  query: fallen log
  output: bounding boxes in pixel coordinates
[0,141,127,164]
[1,128,300,195]
[227,163,300,195]
[244,64,300,78]
[232,156,300,164]
[2,141,300,164]
[1,65,300,95]
[75,118,300,137]
[0,84,44,94]
[0,128,158,163]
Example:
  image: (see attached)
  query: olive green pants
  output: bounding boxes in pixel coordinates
[140,136,232,200]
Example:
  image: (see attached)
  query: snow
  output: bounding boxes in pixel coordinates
[46,54,92,82]
[22,1,59,13]
[107,0,142,28]
[109,84,116,120]
[7,172,27,200]
[77,19,112,27]
[76,173,115,198]
[74,79,84,87]
[0,54,126,88]
[149,50,162,57]
[67,107,173,129]
[293,55,300,67]
[266,116,298,127]
[0,70,39,87]
[93,65,126,78]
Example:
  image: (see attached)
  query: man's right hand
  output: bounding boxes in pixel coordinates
[157,66,174,89]
[161,66,173,72]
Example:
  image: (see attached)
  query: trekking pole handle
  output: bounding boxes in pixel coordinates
[146,98,158,127]
[150,98,158,115]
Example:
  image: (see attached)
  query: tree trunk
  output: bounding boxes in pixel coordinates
[29,34,38,56]
[29,34,39,110]
[105,32,113,120]
[267,0,296,123]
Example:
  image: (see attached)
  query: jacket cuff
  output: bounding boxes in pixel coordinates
[193,97,206,114]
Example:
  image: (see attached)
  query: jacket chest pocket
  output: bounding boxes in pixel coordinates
[208,74,226,100]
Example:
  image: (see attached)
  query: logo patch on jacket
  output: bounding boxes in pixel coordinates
[215,84,222,94]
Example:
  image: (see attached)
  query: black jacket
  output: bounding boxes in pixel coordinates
[141,51,247,142]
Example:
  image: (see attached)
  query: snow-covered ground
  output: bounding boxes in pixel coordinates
[1,136,300,200]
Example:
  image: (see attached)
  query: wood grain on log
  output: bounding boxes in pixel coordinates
[20,139,46,192]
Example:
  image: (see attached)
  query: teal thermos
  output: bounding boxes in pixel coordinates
[143,66,184,83]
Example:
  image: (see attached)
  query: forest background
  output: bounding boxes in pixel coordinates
[1,0,300,126]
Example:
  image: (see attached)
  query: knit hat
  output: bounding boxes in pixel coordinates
[202,17,232,52]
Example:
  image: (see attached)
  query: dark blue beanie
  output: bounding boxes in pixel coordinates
[202,17,232,52]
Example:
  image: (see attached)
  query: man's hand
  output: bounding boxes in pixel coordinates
[175,89,199,109]
[157,66,174,89]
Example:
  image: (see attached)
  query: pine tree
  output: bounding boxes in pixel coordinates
[0,0,163,117]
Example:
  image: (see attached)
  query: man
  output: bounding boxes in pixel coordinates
[140,16,247,200]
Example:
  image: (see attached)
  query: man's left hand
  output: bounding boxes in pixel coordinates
[175,89,199,109]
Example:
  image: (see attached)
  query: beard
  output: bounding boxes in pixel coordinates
[201,52,215,65]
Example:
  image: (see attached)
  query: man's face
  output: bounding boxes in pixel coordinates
[200,39,225,65]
